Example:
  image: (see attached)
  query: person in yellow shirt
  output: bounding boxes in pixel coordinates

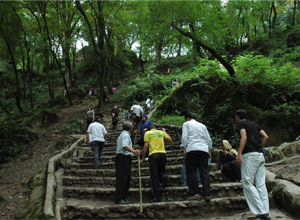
[142,124,172,203]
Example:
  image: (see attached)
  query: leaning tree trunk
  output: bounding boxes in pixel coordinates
[41,4,72,106]
[6,41,23,113]
[0,100,10,114]
[171,23,235,78]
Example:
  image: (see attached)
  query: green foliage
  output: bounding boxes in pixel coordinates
[272,101,300,124]
[150,114,185,126]
[272,46,300,65]
[0,122,38,164]
[62,117,84,134]
[192,59,231,82]
[19,154,29,161]
[234,53,300,87]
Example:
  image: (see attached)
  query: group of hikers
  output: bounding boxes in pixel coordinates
[86,107,271,220]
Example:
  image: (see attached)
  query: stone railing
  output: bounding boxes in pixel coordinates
[44,137,85,219]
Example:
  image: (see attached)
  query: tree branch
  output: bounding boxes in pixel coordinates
[171,22,235,78]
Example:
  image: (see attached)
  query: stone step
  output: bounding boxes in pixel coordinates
[63,172,232,187]
[66,162,217,173]
[63,197,247,219]
[79,142,190,156]
[72,155,187,167]
[80,149,184,160]
[64,164,218,177]
[63,182,243,202]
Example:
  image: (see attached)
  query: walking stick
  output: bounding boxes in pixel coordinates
[133,132,143,213]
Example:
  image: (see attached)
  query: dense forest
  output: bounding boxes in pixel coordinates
[1,0,300,162]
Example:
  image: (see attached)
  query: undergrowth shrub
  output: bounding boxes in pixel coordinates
[0,122,38,163]
[149,115,185,126]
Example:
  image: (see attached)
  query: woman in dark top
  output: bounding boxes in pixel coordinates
[217,140,241,182]
[95,108,104,124]
[111,105,119,130]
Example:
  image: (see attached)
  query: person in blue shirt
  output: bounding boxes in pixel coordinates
[137,114,153,150]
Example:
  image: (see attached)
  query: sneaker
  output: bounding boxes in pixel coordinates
[187,195,202,201]
[258,213,271,219]
[115,199,128,204]
[124,198,131,203]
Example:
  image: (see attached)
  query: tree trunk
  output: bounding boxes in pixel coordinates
[139,43,145,74]
[72,44,76,75]
[261,9,266,34]
[30,55,34,108]
[268,4,272,37]
[20,43,26,99]
[272,2,277,29]
[177,36,182,57]
[41,2,72,106]
[44,49,54,101]
[61,0,72,89]
[97,1,106,109]
[0,99,10,114]
[189,23,201,56]
[76,0,103,105]
[156,40,162,66]
[292,0,297,26]
[6,41,23,113]
[171,23,235,78]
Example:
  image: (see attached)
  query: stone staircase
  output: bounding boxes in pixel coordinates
[58,124,294,219]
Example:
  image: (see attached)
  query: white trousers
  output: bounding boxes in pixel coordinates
[241,152,269,216]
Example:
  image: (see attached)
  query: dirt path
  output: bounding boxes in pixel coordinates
[0,96,116,219]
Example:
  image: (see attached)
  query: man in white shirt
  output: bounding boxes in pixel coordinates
[130,102,143,131]
[146,97,153,111]
[87,116,108,169]
[181,112,212,201]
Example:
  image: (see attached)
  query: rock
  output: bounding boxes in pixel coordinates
[187,201,199,208]
[80,212,93,219]
[153,203,165,210]
[166,203,176,210]
[136,212,146,219]
[106,213,120,218]
[276,165,300,186]
[118,205,132,213]
[146,208,155,219]
[183,209,192,216]
[129,212,137,218]
[154,210,164,219]
[272,179,300,217]
[178,202,187,209]
[171,210,180,218]
[281,143,296,157]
